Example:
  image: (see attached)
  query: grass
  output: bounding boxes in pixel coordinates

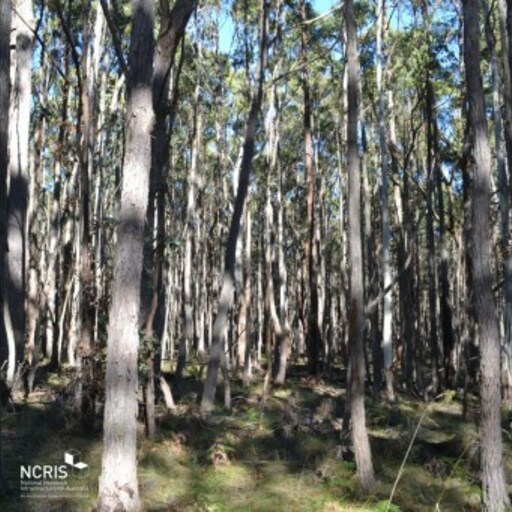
[0,364,508,511]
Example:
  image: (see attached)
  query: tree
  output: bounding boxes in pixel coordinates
[201,0,268,412]
[463,0,510,509]
[0,0,12,387]
[142,0,196,440]
[345,0,375,492]
[300,0,322,377]
[96,0,155,508]
[376,0,394,401]
[7,0,33,382]
[496,0,512,401]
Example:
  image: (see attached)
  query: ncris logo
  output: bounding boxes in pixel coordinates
[20,449,88,479]
[20,464,68,480]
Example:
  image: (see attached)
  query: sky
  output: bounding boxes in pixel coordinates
[218,0,338,53]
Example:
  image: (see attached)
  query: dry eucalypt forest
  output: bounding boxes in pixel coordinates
[0,0,512,510]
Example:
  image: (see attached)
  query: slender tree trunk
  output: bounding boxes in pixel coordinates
[238,204,252,382]
[262,24,283,384]
[179,60,202,381]
[24,11,47,394]
[274,160,291,384]
[425,118,439,394]
[422,0,440,394]
[0,0,12,386]
[345,0,375,492]
[46,44,70,366]
[376,0,394,401]
[77,0,98,425]
[141,0,194,436]
[463,1,510,509]
[387,91,416,389]
[201,0,268,412]
[361,120,380,401]
[300,0,321,376]
[497,0,512,401]
[0,0,11,489]
[484,0,512,399]
[97,0,155,509]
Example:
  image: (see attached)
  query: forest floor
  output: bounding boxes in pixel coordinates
[0,362,511,511]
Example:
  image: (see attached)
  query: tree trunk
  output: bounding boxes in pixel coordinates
[300,0,321,376]
[237,204,252,382]
[141,0,194,437]
[274,160,291,384]
[421,0,440,395]
[201,0,268,413]
[345,0,375,492]
[484,0,512,400]
[96,0,155,509]
[7,0,33,378]
[77,0,98,427]
[24,12,47,394]
[45,43,70,366]
[497,0,512,402]
[0,0,12,386]
[463,1,510,509]
[179,61,202,381]
[376,0,394,402]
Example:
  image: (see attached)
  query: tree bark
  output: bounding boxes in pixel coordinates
[24,2,47,393]
[96,0,155,509]
[497,0,512,401]
[300,0,321,376]
[0,0,13,386]
[463,1,510,510]
[178,53,202,381]
[345,0,375,492]
[141,0,195,438]
[421,0,439,395]
[7,0,33,379]
[376,0,394,401]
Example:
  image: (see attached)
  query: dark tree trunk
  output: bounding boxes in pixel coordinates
[0,0,13,385]
[497,0,512,401]
[201,0,268,412]
[422,9,439,394]
[77,0,97,427]
[300,0,321,376]
[141,0,195,438]
[0,0,10,489]
[345,0,375,492]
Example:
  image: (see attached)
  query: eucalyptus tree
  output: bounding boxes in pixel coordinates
[345,0,375,492]
[463,0,509,509]
[97,0,155,507]
[496,0,512,401]
[375,0,394,401]
[201,0,268,412]
[484,0,512,400]
[0,0,13,386]
[142,0,196,440]
[7,0,34,381]
[299,0,322,376]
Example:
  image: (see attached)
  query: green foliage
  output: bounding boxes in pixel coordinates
[370,501,401,512]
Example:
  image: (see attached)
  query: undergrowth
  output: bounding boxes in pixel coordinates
[0,363,508,511]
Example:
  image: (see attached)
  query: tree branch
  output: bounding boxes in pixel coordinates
[99,0,129,80]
